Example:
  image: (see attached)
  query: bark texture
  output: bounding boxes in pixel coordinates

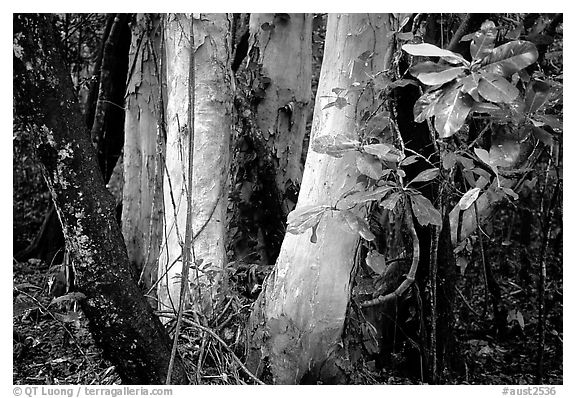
[122,14,166,290]
[248,13,312,216]
[157,14,233,317]
[13,14,188,384]
[247,14,398,384]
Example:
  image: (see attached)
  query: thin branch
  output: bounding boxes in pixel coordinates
[362,199,420,307]
[167,14,196,385]
[157,313,266,385]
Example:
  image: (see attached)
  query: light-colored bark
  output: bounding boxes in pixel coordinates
[248,13,312,214]
[249,14,402,384]
[122,14,165,289]
[157,14,233,316]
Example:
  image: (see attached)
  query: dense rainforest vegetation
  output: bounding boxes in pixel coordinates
[13,13,562,385]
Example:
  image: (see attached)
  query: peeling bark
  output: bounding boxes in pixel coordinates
[157,14,233,317]
[248,13,313,216]
[13,14,188,384]
[246,14,400,384]
[122,14,165,290]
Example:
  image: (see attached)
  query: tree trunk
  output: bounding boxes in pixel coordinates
[246,13,313,258]
[247,14,399,384]
[157,14,233,317]
[13,14,188,384]
[122,14,166,291]
[90,13,131,183]
[16,14,130,263]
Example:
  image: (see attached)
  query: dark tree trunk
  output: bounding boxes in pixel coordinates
[16,14,131,264]
[14,14,188,384]
[90,13,131,182]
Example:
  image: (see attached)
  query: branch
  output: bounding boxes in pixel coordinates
[157,313,266,385]
[361,200,420,307]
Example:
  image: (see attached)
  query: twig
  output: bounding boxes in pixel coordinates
[473,201,490,317]
[455,286,481,318]
[157,313,266,385]
[14,288,88,360]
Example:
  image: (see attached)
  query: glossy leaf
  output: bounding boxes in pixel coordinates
[529,125,554,146]
[501,187,519,201]
[442,151,457,170]
[434,86,474,138]
[478,73,519,103]
[311,134,360,157]
[356,153,382,180]
[410,168,439,184]
[366,250,388,275]
[400,155,419,166]
[341,184,395,207]
[470,26,497,60]
[380,191,402,211]
[490,140,521,168]
[460,73,480,100]
[525,80,551,113]
[340,210,376,241]
[363,143,403,162]
[402,43,468,65]
[532,114,562,131]
[458,187,481,210]
[409,193,442,227]
[286,204,331,234]
[474,147,499,175]
[409,62,466,85]
[481,41,538,77]
[414,90,443,123]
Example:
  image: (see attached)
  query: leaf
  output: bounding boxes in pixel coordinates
[414,90,443,123]
[470,27,497,60]
[501,187,519,200]
[409,193,442,226]
[363,143,403,162]
[532,114,562,131]
[478,73,519,103]
[341,184,395,207]
[529,125,554,146]
[458,187,481,210]
[474,147,499,176]
[471,101,504,115]
[525,80,551,113]
[490,137,521,167]
[286,204,331,234]
[442,152,457,170]
[409,62,466,85]
[402,43,468,65]
[481,41,538,77]
[356,153,383,180]
[460,73,480,100]
[311,134,360,157]
[400,155,419,166]
[380,192,402,211]
[410,168,439,184]
[434,86,474,138]
[339,210,375,241]
[366,250,388,275]
[50,292,86,305]
[323,96,348,110]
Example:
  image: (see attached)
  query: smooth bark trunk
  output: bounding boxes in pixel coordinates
[247,14,399,384]
[122,14,166,290]
[157,14,233,317]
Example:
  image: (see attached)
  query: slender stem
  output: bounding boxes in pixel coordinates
[167,14,196,385]
[157,313,266,385]
[361,199,420,307]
